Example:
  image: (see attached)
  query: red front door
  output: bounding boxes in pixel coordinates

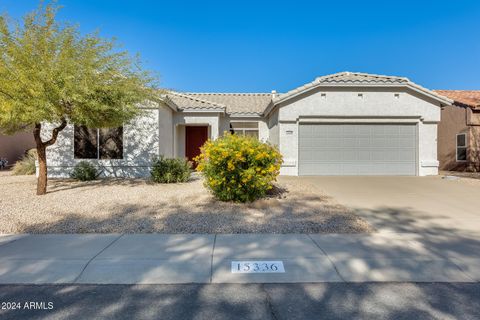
[185,126,208,167]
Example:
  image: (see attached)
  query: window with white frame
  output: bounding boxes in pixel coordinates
[229,122,259,139]
[456,133,467,162]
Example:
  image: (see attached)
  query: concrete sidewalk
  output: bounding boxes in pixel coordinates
[0,233,478,284]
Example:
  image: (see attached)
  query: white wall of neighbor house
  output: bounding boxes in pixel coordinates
[275,87,442,176]
[43,106,165,178]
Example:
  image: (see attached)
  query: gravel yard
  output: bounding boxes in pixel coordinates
[0,171,373,234]
[440,171,480,186]
[440,170,480,180]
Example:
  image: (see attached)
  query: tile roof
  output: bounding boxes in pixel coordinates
[165,72,454,115]
[167,92,273,115]
[434,90,480,110]
[165,92,225,110]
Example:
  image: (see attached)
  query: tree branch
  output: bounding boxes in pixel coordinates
[44,117,67,147]
[0,88,16,100]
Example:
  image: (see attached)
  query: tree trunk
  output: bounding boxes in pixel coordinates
[36,145,47,195]
[33,119,67,196]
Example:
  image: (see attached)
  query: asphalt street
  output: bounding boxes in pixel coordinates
[0,283,479,320]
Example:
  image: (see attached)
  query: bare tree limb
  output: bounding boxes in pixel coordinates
[32,117,67,147]
[43,117,67,146]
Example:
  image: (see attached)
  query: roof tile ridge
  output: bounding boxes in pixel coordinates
[344,71,410,82]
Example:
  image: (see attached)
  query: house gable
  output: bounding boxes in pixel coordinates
[265,72,452,116]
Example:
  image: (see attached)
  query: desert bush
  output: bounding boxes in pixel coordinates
[12,149,37,175]
[150,156,191,183]
[195,133,282,202]
[70,161,99,181]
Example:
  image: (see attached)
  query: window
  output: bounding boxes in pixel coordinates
[456,133,467,162]
[230,122,259,139]
[74,126,123,159]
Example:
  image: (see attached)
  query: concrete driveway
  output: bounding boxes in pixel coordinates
[300,176,480,235]
[298,176,480,281]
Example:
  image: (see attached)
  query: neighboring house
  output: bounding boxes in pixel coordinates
[43,72,453,177]
[0,132,35,168]
[434,90,480,171]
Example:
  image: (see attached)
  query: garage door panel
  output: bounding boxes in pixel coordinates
[342,137,356,147]
[356,137,370,148]
[299,124,416,176]
[372,137,389,148]
[397,137,415,148]
[355,126,371,135]
[399,126,415,135]
[341,150,357,161]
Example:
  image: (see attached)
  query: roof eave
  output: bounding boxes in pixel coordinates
[160,96,179,111]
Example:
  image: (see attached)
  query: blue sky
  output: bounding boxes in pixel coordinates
[2,0,480,92]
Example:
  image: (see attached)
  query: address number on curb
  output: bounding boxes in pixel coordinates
[231,261,285,273]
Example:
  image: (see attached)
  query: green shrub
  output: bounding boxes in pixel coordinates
[150,156,191,183]
[12,149,37,175]
[70,161,99,181]
[195,133,283,202]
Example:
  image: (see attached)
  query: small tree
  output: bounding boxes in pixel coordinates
[0,2,157,194]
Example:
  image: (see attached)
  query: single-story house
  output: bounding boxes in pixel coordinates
[43,72,454,177]
[434,90,480,171]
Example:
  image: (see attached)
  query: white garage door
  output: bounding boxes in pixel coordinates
[298,124,417,175]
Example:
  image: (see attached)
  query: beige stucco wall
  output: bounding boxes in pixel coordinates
[0,132,36,167]
[275,87,442,176]
[437,105,469,171]
[437,105,480,171]
[469,124,480,171]
[466,110,480,170]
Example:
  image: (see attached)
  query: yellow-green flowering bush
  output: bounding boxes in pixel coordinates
[195,133,283,202]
